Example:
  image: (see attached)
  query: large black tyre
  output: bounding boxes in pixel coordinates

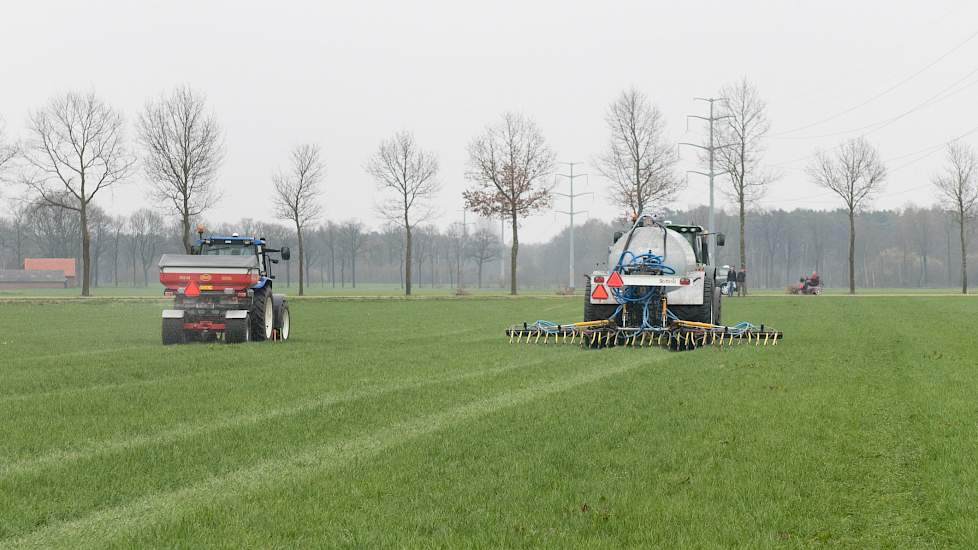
[249,286,274,342]
[583,278,618,322]
[276,304,290,341]
[670,273,720,325]
[272,294,290,341]
[162,318,186,345]
[226,315,251,344]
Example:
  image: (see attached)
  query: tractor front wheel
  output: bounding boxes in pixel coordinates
[277,304,291,340]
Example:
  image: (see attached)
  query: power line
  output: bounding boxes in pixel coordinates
[769,63,978,141]
[769,27,978,137]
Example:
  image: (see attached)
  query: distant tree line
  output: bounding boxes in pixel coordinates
[1,79,977,295]
[0,202,973,292]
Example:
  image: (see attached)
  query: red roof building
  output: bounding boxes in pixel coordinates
[24,258,77,286]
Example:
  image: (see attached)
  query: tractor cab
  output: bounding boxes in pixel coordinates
[663,223,725,266]
[664,223,708,265]
[191,233,291,282]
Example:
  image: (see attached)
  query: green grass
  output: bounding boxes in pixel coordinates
[1,295,977,547]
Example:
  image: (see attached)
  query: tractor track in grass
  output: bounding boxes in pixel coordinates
[0,355,567,479]
[1,357,654,549]
[0,326,494,399]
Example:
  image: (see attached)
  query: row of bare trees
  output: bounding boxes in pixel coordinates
[0,89,227,296]
[805,138,978,295]
[3,79,977,297]
[2,199,976,292]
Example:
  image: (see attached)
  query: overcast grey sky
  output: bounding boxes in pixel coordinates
[2,0,975,242]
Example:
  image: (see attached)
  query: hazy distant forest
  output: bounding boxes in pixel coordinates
[1,80,976,294]
[0,202,967,291]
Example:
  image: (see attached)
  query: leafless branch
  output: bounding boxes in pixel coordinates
[273,143,325,295]
[20,91,134,295]
[463,111,555,294]
[595,88,680,217]
[137,85,225,252]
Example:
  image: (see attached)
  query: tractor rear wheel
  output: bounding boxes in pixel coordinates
[162,318,185,345]
[249,287,274,341]
[583,278,618,322]
[670,274,719,325]
[226,315,251,344]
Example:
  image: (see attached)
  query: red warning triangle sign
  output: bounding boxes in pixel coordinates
[185,279,200,297]
[591,283,609,300]
[607,271,624,288]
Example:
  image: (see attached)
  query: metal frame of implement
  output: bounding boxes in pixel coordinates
[504,319,783,351]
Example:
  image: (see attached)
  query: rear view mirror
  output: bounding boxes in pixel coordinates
[716,233,726,247]
[613,231,624,243]
[280,246,291,261]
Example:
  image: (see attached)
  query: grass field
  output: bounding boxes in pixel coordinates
[2,295,978,547]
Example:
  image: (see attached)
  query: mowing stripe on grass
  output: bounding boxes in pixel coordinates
[3,357,655,549]
[0,356,558,478]
[0,327,490,399]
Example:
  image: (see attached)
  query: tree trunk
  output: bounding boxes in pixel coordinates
[510,210,519,295]
[738,194,746,271]
[946,221,953,287]
[80,204,91,296]
[330,245,336,288]
[848,209,856,295]
[960,214,968,294]
[405,222,413,296]
[477,260,484,288]
[296,224,305,296]
[352,251,357,288]
[181,206,192,254]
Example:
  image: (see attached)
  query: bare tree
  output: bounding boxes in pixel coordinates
[716,78,777,272]
[446,221,465,289]
[108,215,127,287]
[806,137,886,294]
[596,88,680,217]
[464,112,555,295]
[340,221,364,288]
[465,226,499,288]
[130,208,164,285]
[273,144,325,296]
[138,86,225,253]
[932,141,978,294]
[366,130,440,296]
[22,92,134,296]
[0,118,17,176]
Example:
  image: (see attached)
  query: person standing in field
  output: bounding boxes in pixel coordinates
[726,266,737,295]
[737,266,747,297]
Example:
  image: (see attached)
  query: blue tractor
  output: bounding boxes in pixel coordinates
[158,231,292,344]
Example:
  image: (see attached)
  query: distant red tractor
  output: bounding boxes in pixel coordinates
[158,232,291,344]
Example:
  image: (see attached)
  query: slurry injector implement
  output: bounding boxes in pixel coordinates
[506,215,783,351]
[158,229,292,345]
